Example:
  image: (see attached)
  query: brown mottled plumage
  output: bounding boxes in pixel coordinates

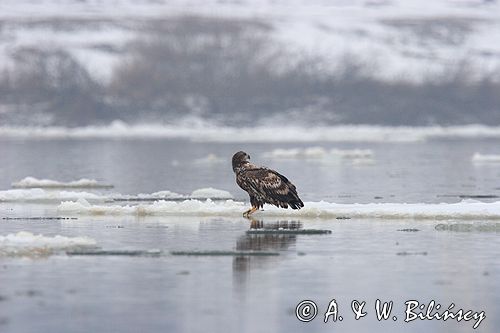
[232,151,304,217]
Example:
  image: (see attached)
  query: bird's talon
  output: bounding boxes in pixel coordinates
[243,207,257,218]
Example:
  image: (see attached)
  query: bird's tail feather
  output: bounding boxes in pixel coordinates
[289,193,304,210]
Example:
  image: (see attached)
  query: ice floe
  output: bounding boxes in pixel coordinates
[330,149,374,159]
[472,153,500,163]
[0,188,106,202]
[12,177,113,188]
[263,147,326,159]
[57,198,500,220]
[112,188,232,201]
[3,123,500,142]
[0,187,233,203]
[190,188,233,199]
[58,198,244,216]
[263,147,374,159]
[133,190,185,200]
[0,231,97,256]
[193,154,225,164]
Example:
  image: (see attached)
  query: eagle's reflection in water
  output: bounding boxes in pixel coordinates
[232,218,302,290]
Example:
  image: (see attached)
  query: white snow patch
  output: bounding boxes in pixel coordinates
[190,188,233,199]
[131,188,232,200]
[3,123,500,142]
[144,190,185,199]
[0,187,232,203]
[58,198,244,216]
[263,147,374,159]
[12,177,113,188]
[0,188,106,202]
[116,190,184,200]
[330,149,374,159]
[2,0,500,82]
[58,198,500,220]
[263,147,329,159]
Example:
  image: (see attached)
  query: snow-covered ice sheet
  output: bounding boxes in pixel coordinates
[12,177,113,188]
[189,188,233,199]
[3,122,500,142]
[0,187,233,203]
[58,198,500,220]
[263,147,374,159]
[0,231,97,256]
[0,188,106,202]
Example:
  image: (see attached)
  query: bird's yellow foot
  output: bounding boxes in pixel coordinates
[243,206,258,218]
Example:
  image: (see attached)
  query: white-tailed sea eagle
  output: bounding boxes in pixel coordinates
[232,151,304,217]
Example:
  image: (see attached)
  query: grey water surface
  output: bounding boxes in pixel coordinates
[0,138,499,333]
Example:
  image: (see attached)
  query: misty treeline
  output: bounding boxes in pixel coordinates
[1,16,499,126]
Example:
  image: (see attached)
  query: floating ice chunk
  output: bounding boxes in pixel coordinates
[330,148,374,158]
[58,198,245,216]
[263,147,327,159]
[435,223,500,232]
[58,199,500,220]
[58,197,92,211]
[12,176,113,188]
[263,147,374,161]
[140,190,185,199]
[472,153,500,163]
[0,231,96,248]
[303,147,328,158]
[109,191,185,202]
[0,231,97,256]
[3,124,500,142]
[190,188,233,199]
[194,153,225,164]
[120,188,232,201]
[263,148,303,159]
[0,187,232,203]
[0,188,106,202]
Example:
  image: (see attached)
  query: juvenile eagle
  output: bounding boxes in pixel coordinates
[232,151,304,217]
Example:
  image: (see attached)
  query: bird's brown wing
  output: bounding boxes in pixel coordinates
[242,168,304,209]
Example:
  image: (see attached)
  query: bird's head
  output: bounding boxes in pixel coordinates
[232,151,250,172]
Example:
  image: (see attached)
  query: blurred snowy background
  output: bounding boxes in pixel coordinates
[1,0,499,127]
